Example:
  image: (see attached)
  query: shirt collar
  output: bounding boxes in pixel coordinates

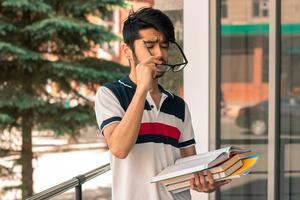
[118,75,174,99]
[158,84,174,99]
[118,75,136,89]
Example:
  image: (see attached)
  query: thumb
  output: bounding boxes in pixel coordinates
[215,180,231,188]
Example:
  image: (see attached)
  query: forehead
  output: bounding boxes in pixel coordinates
[138,28,167,42]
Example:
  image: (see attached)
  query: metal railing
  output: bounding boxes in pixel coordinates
[26,163,111,200]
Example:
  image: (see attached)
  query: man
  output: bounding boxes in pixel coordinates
[95,7,230,200]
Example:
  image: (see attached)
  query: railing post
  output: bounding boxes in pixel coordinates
[75,184,82,200]
[74,175,86,200]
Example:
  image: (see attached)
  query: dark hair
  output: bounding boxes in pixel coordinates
[122,7,175,50]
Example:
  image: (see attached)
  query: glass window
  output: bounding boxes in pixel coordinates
[253,0,269,18]
[280,0,300,199]
[219,1,269,199]
[253,0,260,17]
[221,0,228,18]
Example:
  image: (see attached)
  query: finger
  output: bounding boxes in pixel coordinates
[214,179,232,188]
[190,178,195,190]
[144,56,163,65]
[198,171,208,189]
[191,178,202,192]
[136,60,156,72]
[193,174,205,192]
[193,173,201,188]
[138,63,156,79]
[208,184,215,192]
[207,171,215,185]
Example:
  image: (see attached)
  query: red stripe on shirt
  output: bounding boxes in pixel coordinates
[139,122,181,140]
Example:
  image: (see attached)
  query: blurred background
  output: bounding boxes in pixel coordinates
[1,0,300,200]
[0,0,184,199]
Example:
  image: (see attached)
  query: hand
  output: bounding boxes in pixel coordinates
[190,171,231,193]
[135,56,162,93]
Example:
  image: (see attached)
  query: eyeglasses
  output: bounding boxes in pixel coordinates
[143,41,188,72]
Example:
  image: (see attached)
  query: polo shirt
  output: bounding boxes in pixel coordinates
[95,75,195,200]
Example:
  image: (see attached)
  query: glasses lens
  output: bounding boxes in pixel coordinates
[172,64,186,72]
[165,42,187,72]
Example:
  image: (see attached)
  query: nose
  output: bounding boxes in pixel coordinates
[152,45,164,58]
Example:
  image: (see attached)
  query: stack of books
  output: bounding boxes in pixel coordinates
[150,146,259,193]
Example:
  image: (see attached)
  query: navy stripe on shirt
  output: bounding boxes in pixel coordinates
[104,83,151,111]
[178,138,196,148]
[160,96,185,122]
[103,78,184,121]
[136,135,195,148]
[100,116,122,131]
[136,134,181,148]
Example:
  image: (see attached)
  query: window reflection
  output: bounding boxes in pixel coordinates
[219,0,269,199]
[253,0,269,18]
[280,0,300,199]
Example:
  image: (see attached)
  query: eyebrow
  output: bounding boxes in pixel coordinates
[143,39,168,44]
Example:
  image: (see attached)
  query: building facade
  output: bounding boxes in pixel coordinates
[184,1,300,200]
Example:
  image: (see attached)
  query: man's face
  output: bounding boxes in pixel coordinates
[133,28,169,79]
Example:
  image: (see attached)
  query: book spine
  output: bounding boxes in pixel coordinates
[162,170,226,186]
[166,181,190,191]
[165,173,226,192]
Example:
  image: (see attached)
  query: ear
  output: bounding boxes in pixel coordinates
[121,42,133,61]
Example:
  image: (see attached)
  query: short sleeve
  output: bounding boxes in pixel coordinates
[178,103,196,149]
[95,86,125,134]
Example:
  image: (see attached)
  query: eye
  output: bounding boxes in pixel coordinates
[160,44,169,49]
[146,45,154,49]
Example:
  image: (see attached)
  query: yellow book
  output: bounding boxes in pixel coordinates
[219,154,258,180]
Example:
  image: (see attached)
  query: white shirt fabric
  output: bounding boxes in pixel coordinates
[95,76,195,200]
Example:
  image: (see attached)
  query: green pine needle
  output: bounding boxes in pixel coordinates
[2,0,53,14]
[0,42,41,61]
[0,22,17,36]
[24,17,116,42]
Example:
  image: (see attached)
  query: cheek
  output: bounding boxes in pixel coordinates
[134,53,147,63]
[162,50,169,60]
[134,48,151,62]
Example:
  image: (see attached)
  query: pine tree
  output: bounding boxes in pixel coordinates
[0,0,127,198]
